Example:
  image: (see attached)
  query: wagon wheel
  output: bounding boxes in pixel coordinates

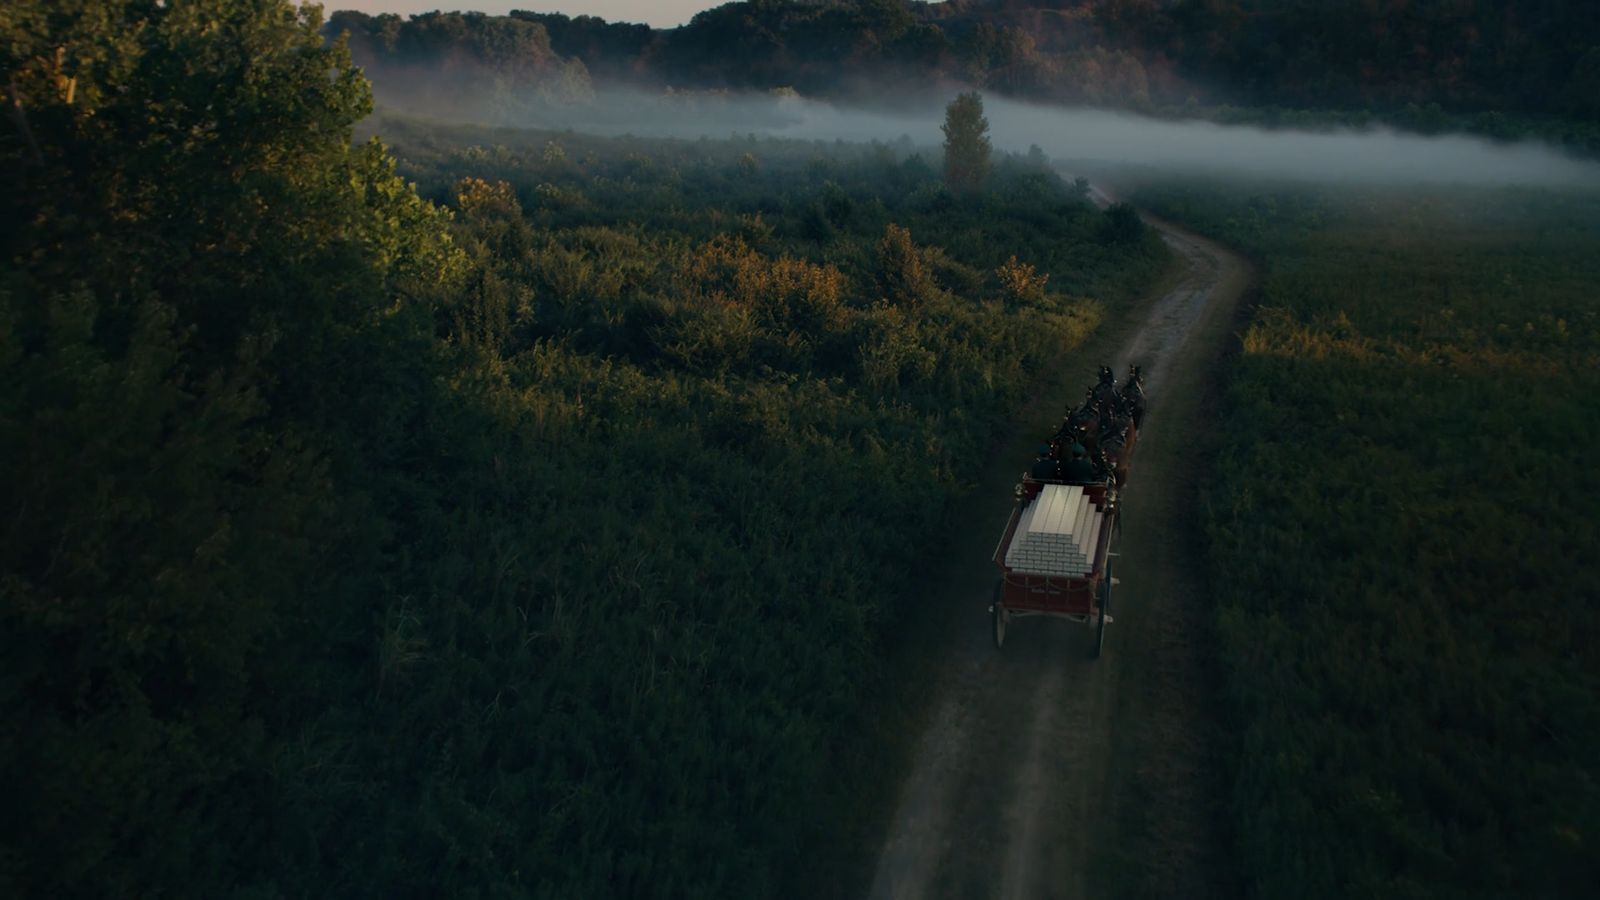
[991,581,1008,650]
[1095,561,1112,659]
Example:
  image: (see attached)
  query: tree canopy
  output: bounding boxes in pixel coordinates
[2,0,458,892]
[1,3,1167,896]
[942,91,992,194]
[326,1,1600,131]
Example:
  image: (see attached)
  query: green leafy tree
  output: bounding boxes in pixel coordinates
[876,223,936,311]
[942,91,991,195]
[1567,47,1600,118]
[996,255,1049,305]
[0,4,1171,893]
[1102,202,1147,244]
[1,1,458,894]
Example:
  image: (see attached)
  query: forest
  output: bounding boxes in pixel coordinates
[328,1,1600,148]
[1126,177,1600,898]
[0,2,1164,895]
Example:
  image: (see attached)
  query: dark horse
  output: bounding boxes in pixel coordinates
[1120,364,1146,428]
[1098,401,1139,486]
[1046,364,1146,485]
[1088,364,1119,409]
[1052,397,1137,486]
[1054,391,1102,453]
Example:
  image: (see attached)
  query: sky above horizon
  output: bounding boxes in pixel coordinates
[324,2,725,28]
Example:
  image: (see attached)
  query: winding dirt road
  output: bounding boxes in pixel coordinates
[865,201,1253,900]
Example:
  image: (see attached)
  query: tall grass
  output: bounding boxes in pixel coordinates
[1132,180,1600,898]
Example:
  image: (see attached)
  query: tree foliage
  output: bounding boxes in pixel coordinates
[941,91,992,195]
[1,1,464,894]
[328,9,594,116]
[326,2,1600,143]
[1133,179,1600,899]
[1101,202,1146,244]
[0,3,1169,895]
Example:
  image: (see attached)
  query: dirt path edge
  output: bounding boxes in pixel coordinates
[862,199,1256,900]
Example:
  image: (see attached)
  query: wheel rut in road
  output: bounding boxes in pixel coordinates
[865,207,1252,900]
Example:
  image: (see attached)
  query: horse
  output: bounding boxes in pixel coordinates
[1054,396,1101,454]
[1098,412,1139,486]
[1088,364,1119,409]
[1119,364,1146,428]
[1047,367,1142,484]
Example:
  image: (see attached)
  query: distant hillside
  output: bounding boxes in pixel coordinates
[328,1,1600,122]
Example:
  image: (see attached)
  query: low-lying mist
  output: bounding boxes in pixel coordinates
[984,101,1600,189]
[374,80,1600,190]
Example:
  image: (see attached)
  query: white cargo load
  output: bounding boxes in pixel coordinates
[1004,483,1103,577]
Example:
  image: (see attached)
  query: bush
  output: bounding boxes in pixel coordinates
[1133,179,1600,899]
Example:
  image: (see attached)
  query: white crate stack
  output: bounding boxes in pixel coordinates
[1004,484,1104,577]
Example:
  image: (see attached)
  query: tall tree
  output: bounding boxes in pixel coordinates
[942,91,991,194]
[1,1,459,894]
[876,223,935,310]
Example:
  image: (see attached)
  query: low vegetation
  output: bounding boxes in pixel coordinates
[1,3,1166,896]
[1130,179,1600,898]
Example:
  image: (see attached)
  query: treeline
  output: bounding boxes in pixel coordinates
[1099,0,1600,120]
[327,2,1159,111]
[328,1,1600,126]
[1128,178,1600,897]
[1,2,1165,897]
[324,9,595,114]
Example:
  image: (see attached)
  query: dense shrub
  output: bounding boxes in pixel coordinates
[0,5,1166,896]
[1131,180,1600,898]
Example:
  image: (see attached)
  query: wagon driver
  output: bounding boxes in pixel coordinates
[1060,443,1098,484]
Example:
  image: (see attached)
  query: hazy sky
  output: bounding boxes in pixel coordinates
[325,2,724,28]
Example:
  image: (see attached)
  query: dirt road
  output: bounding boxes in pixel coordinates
[864,205,1253,900]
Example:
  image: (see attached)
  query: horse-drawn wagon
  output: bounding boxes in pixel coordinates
[989,478,1118,656]
[988,364,1140,657]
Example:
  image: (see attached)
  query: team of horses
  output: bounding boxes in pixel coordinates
[1050,364,1145,486]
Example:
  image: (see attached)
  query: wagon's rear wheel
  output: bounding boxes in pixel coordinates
[991,581,1008,650]
[1095,561,1112,659]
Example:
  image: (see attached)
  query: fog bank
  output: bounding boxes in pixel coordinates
[479,89,1600,189]
[986,101,1600,189]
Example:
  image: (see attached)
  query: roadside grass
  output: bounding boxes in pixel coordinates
[326,123,1169,897]
[6,89,1177,894]
[1129,180,1600,898]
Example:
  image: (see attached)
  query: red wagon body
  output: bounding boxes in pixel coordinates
[989,477,1119,656]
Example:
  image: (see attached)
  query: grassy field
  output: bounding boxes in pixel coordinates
[365,125,1169,898]
[4,63,1170,894]
[1125,179,1600,897]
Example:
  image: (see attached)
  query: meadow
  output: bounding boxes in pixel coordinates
[1,15,1167,888]
[333,118,1170,897]
[1129,179,1600,898]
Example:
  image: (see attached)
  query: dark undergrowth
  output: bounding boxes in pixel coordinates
[1,5,1168,896]
[1129,179,1600,899]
